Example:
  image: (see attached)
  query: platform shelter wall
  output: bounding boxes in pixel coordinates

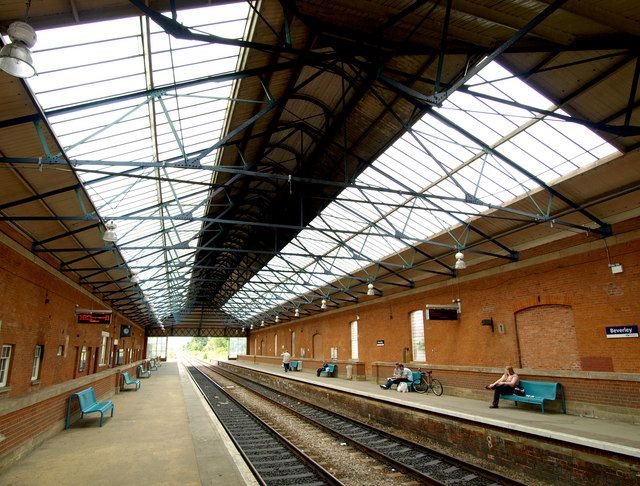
[0,235,146,399]
[0,231,148,466]
[244,218,640,417]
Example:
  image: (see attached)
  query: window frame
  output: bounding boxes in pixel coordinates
[0,344,12,388]
[99,332,109,366]
[350,320,359,361]
[410,310,426,362]
[31,345,43,381]
[79,345,87,372]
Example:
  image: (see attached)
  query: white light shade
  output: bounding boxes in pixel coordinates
[103,220,118,242]
[8,21,37,48]
[261,320,265,326]
[250,324,254,329]
[294,308,300,317]
[130,272,139,284]
[321,299,327,309]
[367,283,375,296]
[0,22,37,79]
[0,42,36,78]
[455,258,466,270]
[275,315,279,323]
[455,251,465,261]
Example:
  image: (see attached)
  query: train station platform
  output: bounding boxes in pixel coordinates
[227,359,640,460]
[0,362,256,486]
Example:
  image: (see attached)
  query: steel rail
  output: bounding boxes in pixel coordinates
[183,358,344,486]
[201,359,520,486]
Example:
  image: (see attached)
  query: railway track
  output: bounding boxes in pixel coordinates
[194,359,520,486]
[184,361,343,486]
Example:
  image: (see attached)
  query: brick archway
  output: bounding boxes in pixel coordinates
[312,333,323,359]
[515,305,581,370]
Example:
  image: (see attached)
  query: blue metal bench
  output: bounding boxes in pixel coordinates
[501,380,566,414]
[121,371,140,390]
[319,364,336,377]
[148,359,157,370]
[290,360,302,371]
[65,387,114,428]
[407,371,422,391]
[137,365,151,378]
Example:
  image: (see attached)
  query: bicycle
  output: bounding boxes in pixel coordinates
[412,369,443,395]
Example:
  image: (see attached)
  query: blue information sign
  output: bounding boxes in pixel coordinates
[605,325,638,339]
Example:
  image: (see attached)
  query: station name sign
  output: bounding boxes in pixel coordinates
[76,309,112,325]
[426,304,459,321]
[605,325,638,339]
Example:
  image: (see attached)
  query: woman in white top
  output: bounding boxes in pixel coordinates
[486,366,519,408]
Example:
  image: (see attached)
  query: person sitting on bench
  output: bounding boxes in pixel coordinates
[486,366,520,408]
[316,363,330,377]
[380,363,412,389]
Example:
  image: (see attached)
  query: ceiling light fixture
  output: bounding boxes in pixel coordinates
[275,315,279,323]
[130,271,139,284]
[321,298,327,310]
[454,251,466,270]
[294,308,300,317]
[102,220,118,243]
[0,2,37,78]
[260,320,265,327]
[367,283,375,296]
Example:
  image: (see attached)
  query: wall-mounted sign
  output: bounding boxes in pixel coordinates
[376,339,385,346]
[605,325,638,339]
[426,305,459,320]
[76,311,112,324]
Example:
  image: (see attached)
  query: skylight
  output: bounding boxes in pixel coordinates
[222,61,619,321]
[29,4,251,320]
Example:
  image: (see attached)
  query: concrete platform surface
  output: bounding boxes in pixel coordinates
[228,360,640,459]
[0,362,255,486]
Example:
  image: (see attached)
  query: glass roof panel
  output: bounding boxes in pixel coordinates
[224,61,619,321]
[29,4,251,321]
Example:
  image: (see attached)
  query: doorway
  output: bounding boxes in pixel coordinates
[312,333,323,359]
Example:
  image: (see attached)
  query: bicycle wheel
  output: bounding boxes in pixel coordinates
[430,378,444,396]
[413,378,428,394]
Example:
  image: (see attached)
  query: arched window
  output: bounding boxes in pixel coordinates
[410,310,426,362]
[291,331,296,357]
[350,320,359,360]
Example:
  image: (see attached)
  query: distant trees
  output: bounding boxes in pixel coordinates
[184,337,229,360]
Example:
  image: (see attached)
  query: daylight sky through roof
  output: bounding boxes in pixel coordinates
[25,5,619,324]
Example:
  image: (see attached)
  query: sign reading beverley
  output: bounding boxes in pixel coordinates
[605,325,638,338]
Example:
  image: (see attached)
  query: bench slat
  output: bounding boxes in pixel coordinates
[65,387,114,428]
[500,380,565,414]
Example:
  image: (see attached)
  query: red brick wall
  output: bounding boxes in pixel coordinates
[516,305,581,370]
[249,228,639,372]
[0,373,117,457]
[247,223,640,411]
[0,240,146,398]
[225,362,640,485]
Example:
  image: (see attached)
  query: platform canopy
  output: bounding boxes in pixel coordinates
[0,0,639,336]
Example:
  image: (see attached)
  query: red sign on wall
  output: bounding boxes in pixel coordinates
[77,312,112,324]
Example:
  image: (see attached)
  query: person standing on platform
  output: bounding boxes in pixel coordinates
[282,350,291,372]
[486,366,520,408]
[380,363,412,389]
